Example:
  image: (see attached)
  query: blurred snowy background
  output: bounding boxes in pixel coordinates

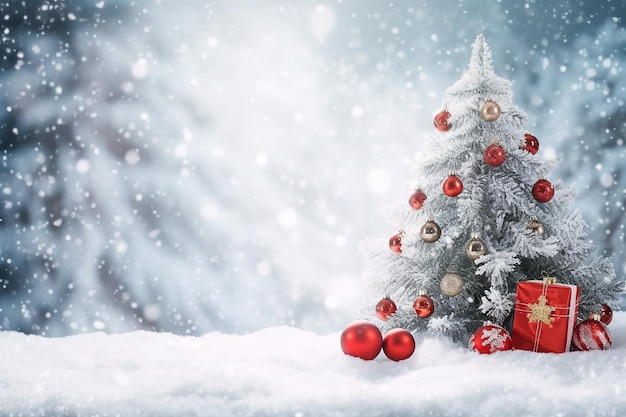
[0,0,624,336]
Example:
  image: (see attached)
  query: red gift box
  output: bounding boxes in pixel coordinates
[511,278,579,353]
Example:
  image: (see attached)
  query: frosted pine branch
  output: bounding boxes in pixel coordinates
[474,251,520,286]
[479,288,515,322]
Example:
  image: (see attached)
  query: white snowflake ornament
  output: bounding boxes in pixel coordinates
[469,323,512,354]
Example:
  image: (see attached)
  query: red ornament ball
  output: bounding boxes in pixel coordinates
[408,189,427,210]
[389,232,403,254]
[442,174,463,197]
[523,133,540,155]
[532,179,554,203]
[434,111,451,132]
[589,304,613,326]
[382,329,416,362]
[340,321,383,360]
[572,319,612,351]
[375,296,397,321]
[413,294,435,318]
[469,323,512,354]
[484,142,506,167]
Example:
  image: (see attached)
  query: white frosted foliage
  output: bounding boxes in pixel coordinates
[479,288,515,322]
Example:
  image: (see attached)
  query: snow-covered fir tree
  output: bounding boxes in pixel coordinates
[361,35,625,342]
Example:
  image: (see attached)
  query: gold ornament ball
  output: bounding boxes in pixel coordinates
[527,220,545,237]
[465,237,487,260]
[440,273,464,297]
[420,220,441,243]
[480,100,501,122]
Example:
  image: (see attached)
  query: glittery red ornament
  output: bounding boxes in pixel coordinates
[375,296,397,321]
[382,329,416,361]
[572,317,612,351]
[522,133,539,155]
[532,179,554,203]
[483,141,506,167]
[434,111,451,132]
[413,294,434,318]
[340,321,383,360]
[469,323,512,354]
[442,174,463,197]
[589,304,613,326]
[408,189,427,210]
[389,232,403,254]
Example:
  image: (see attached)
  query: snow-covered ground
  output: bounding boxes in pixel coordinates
[1,312,625,416]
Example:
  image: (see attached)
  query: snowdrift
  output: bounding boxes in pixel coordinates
[1,313,625,416]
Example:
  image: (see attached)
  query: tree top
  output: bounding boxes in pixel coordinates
[445,34,512,103]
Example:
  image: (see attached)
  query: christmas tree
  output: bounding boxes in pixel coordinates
[360,35,625,344]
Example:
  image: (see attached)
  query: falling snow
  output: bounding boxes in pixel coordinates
[0,0,625,412]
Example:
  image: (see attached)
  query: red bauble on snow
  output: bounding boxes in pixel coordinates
[589,304,613,326]
[340,321,383,360]
[382,329,416,361]
[532,179,554,203]
[375,296,397,321]
[389,232,403,254]
[442,174,463,197]
[434,111,451,132]
[469,323,512,354]
[413,294,435,318]
[572,318,612,351]
[408,189,427,210]
[522,133,540,155]
[483,141,506,167]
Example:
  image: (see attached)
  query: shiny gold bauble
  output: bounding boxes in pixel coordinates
[420,220,441,243]
[527,220,545,237]
[440,273,464,297]
[465,237,487,260]
[480,100,501,122]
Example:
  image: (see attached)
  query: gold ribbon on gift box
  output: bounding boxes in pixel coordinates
[522,274,566,352]
[526,276,556,327]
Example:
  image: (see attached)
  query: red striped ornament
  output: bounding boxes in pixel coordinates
[571,318,612,351]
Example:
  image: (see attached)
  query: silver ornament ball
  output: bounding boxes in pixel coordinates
[420,220,441,243]
[465,237,487,260]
